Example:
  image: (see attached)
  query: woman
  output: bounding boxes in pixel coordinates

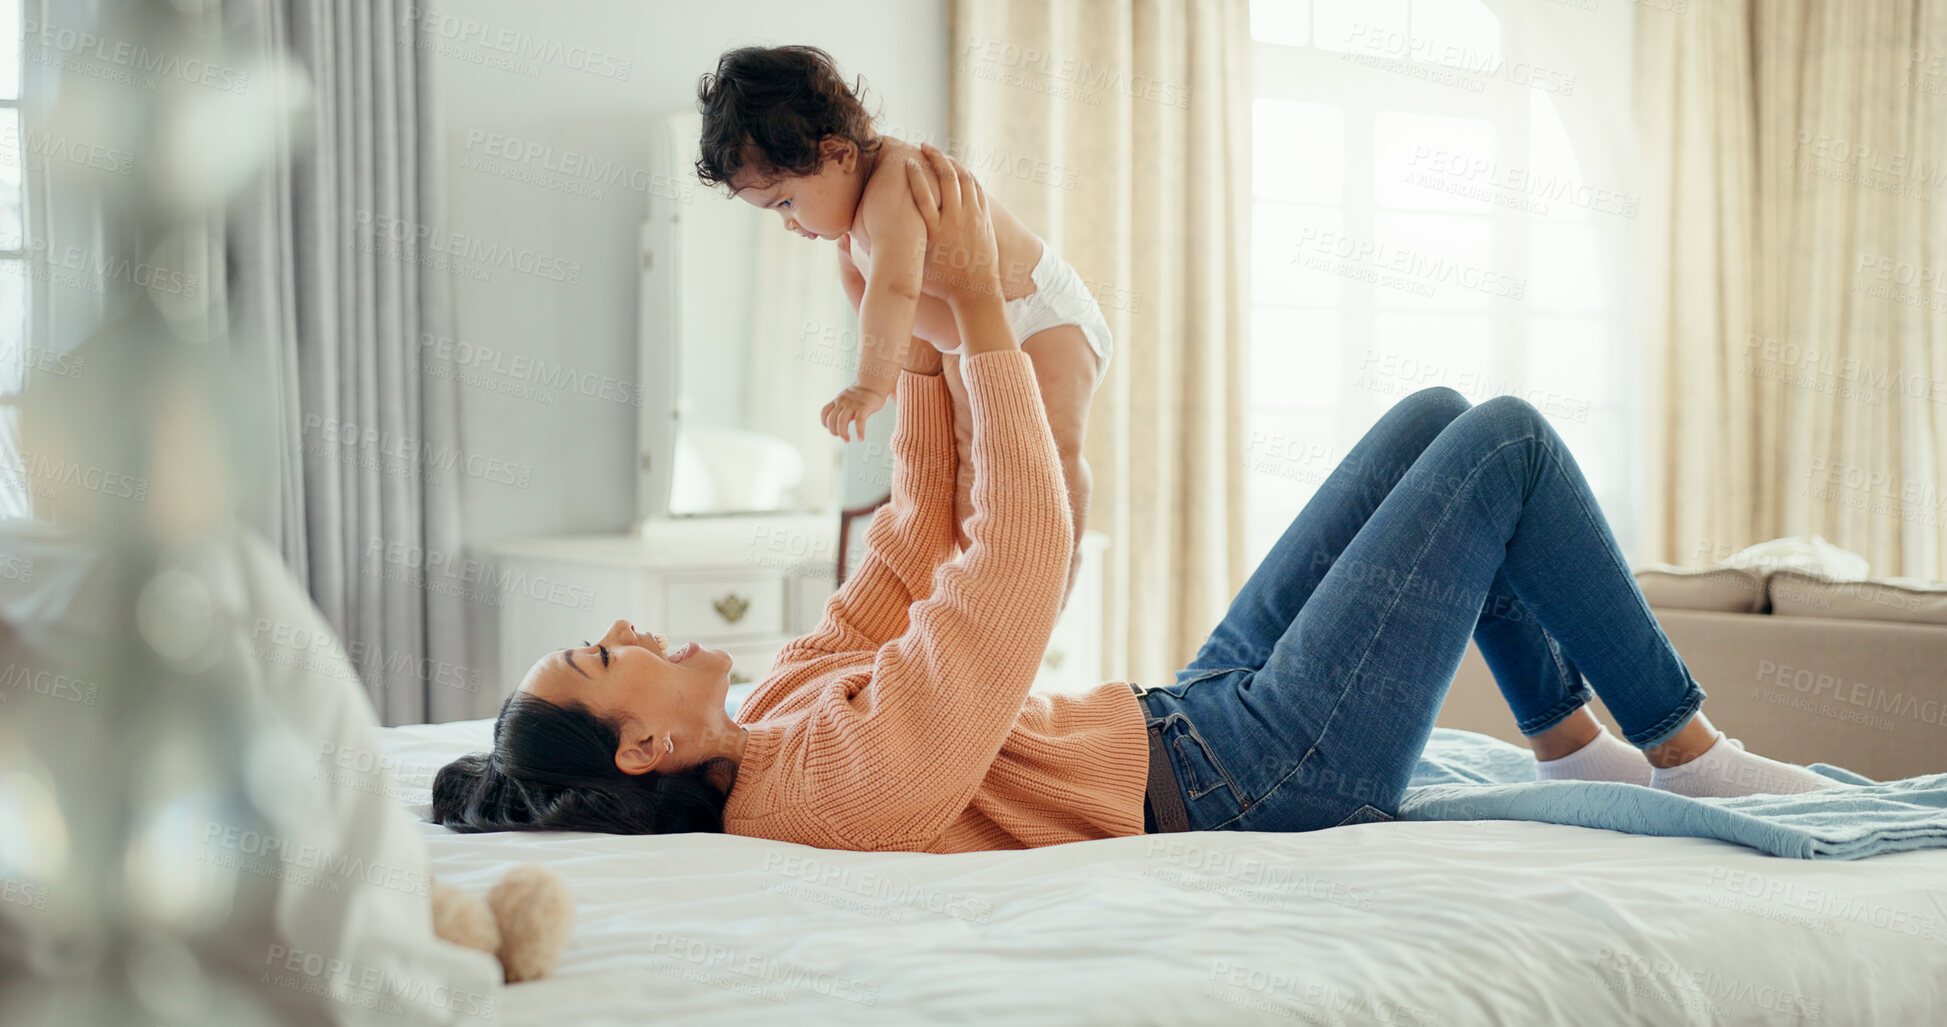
[434,144,1834,850]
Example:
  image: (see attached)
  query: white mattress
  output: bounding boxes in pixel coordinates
[382,719,1947,1025]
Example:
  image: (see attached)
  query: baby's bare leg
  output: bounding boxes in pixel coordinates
[939,352,976,553]
[1020,324,1101,615]
[942,327,1099,614]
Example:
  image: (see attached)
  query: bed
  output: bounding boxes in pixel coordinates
[383,718,1947,1026]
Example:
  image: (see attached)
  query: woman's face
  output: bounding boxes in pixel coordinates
[518,619,734,754]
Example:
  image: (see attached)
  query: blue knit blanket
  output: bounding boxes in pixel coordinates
[1404,728,1947,859]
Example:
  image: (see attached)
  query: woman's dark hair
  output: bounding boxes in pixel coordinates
[432,693,737,835]
[693,44,883,191]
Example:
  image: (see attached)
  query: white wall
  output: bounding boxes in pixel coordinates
[433,0,947,704]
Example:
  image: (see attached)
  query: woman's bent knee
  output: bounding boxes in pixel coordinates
[1464,394,1549,437]
[1398,386,1471,419]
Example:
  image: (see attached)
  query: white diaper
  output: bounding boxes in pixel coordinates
[1003,240,1115,389]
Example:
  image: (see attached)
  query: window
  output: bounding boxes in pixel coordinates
[1246,0,1639,570]
[0,0,25,519]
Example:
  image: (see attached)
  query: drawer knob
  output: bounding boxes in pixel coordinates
[713,593,750,623]
[1043,647,1065,670]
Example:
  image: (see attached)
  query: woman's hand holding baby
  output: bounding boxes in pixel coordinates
[905,144,1002,302]
[822,146,1006,440]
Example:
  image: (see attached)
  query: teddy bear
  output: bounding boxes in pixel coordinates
[429,864,576,983]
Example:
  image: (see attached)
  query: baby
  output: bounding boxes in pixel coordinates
[694,45,1114,609]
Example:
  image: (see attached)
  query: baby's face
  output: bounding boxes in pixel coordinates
[729,137,863,242]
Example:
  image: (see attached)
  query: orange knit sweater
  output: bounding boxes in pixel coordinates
[723,351,1152,852]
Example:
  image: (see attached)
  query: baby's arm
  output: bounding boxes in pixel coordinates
[852,182,930,399]
[837,234,866,310]
[841,235,962,355]
[839,238,943,383]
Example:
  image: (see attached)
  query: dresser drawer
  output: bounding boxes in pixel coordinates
[664,573,786,640]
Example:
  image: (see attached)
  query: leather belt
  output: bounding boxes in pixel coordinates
[1130,683,1192,834]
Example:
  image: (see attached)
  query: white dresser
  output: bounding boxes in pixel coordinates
[491,520,1112,711]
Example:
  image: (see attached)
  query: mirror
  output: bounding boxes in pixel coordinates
[649,109,847,518]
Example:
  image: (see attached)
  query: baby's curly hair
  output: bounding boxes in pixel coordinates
[694,45,883,192]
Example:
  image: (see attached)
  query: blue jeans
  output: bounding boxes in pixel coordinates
[1136,387,1706,833]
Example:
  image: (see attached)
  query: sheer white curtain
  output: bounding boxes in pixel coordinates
[1639,0,1947,578]
[225,0,471,723]
[1,0,107,523]
[1248,0,1644,567]
[950,0,1255,688]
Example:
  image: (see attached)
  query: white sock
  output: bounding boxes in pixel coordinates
[1649,734,1843,798]
[1534,726,1652,787]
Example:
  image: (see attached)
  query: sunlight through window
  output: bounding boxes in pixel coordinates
[1246,0,1635,568]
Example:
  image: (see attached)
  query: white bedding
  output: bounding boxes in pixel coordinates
[382,719,1947,1025]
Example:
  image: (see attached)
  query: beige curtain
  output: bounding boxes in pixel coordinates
[947,0,1252,687]
[1640,1,1947,578]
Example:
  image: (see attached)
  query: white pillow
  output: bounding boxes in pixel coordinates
[1719,534,1871,582]
[0,523,502,1024]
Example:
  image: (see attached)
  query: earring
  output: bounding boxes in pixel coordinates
[663,736,675,754]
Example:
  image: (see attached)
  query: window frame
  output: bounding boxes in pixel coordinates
[0,0,32,519]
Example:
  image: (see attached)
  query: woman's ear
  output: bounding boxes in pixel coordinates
[614,727,665,776]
